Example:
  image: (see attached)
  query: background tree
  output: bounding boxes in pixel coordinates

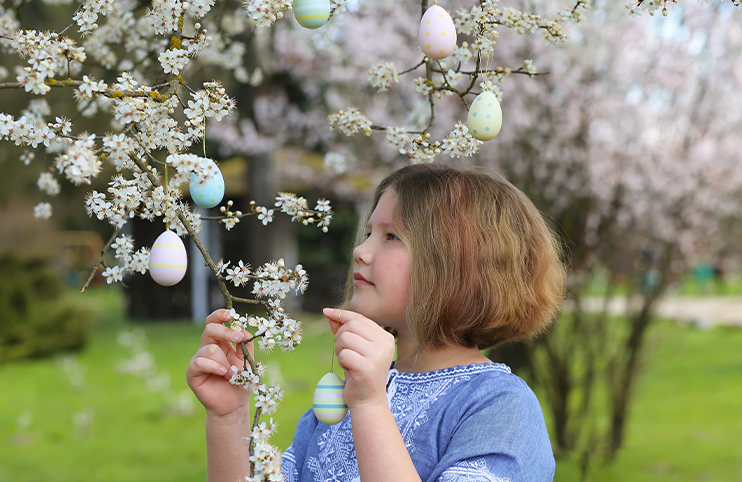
[1,0,740,479]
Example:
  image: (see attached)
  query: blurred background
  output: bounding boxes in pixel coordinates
[1,0,741,481]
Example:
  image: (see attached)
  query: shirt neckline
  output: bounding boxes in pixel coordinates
[389,361,510,381]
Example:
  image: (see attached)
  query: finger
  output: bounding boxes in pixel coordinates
[202,321,248,347]
[334,329,374,359]
[323,307,346,334]
[188,354,230,379]
[190,344,232,377]
[206,309,231,325]
[336,348,366,373]
[334,317,389,344]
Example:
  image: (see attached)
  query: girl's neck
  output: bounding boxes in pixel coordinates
[392,336,491,374]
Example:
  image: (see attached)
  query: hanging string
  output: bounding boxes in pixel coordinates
[330,337,336,374]
[164,161,170,231]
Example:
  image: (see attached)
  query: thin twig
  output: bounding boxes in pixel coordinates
[80,227,122,292]
[231,295,264,305]
[400,58,426,75]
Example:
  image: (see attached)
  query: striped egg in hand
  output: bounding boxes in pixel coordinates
[418,5,457,60]
[467,91,502,141]
[189,158,224,209]
[149,230,187,286]
[313,372,348,425]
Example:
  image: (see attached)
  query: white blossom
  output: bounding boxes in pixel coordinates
[102,265,123,284]
[257,207,274,226]
[414,77,433,96]
[158,48,190,75]
[328,107,373,137]
[33,202,53,219]
[323,151,351,174]
[244,0,292,29]
[440,122,482,158]
[226,260,252,287]
[37,172,61,195]
[385,127,411,151]
[367,61,399,92]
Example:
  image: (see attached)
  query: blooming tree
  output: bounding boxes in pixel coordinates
[1,0,739,479]
[478,0,742,465]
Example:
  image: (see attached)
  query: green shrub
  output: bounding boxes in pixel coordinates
[0,254,90,363]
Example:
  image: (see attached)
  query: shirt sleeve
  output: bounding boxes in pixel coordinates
[430,374,555,482]
[281,408,319,482]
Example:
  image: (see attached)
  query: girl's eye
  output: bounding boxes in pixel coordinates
[387,233,400,241]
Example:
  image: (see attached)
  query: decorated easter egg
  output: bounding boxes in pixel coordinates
[313,372,348,425]
[467,91,503,141]
[189,158,225,209]
[293,0,331,29]
[149,230,188,286]
[418,5,457,60]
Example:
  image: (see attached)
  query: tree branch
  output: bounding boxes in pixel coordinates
[80,227,122,293]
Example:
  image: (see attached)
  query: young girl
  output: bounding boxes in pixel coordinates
[187,163,566,482]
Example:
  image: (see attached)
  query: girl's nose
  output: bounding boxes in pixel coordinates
[353,238,372,265]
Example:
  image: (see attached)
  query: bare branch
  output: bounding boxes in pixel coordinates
[80,227,122,293]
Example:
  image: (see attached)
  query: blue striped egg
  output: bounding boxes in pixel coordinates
[149,230,187,286]
[293,0,330,29]
[467,91,503,141]
[189,158,224,209]
[313,372,347,425]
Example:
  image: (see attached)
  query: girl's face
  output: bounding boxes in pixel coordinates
[349,189,411,332]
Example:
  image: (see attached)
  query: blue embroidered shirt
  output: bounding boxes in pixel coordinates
[281,363,555,482]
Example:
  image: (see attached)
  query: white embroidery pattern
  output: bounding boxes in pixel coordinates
[391,364,510,456]
[282,447,299,482]
[306,417,359,482]
[437,458,511,482]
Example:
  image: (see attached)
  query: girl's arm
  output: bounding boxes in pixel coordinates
[187,309,254,482]
[324,308,423,482]
[205,409,252,482]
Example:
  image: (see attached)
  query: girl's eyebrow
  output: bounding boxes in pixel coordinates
[366,219,392,230]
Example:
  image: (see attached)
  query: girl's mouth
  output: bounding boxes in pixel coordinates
[353,272,373,285]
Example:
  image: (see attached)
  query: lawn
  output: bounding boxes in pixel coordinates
[1,287,741,482]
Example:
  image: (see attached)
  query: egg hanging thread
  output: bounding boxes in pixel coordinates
[312,335,348,425]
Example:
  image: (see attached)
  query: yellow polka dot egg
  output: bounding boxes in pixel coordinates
[418,5,457,60]
[149,230,188,286]
[189,158,224,209]
[313,372,348,425]
[467,91,503,141]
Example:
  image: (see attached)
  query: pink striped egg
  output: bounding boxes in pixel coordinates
[149,230,187,286]
[313,372,347,425]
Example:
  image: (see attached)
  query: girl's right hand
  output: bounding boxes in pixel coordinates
[186,309,254,418]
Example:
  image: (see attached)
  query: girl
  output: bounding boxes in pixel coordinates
[187,163,566,482]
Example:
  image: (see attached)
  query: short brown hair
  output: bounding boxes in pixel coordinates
[345,163,566,350]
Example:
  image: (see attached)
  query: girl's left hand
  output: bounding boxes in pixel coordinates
[323,308,396,410]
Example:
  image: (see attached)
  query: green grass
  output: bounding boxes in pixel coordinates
[553,320,742,482]
[1,288,741,481]
[583,271,742,298]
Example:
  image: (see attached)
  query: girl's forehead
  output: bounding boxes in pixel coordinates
[368,190,396,226]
